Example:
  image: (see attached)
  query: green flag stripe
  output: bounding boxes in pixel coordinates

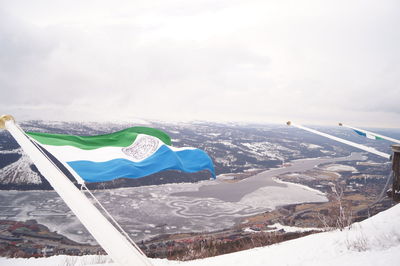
[26,127,171,150]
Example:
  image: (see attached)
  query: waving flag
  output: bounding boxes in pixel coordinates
[288,121,391,159]
[353,129,383,140]
[26,127,215,182]
[339,123,400,144]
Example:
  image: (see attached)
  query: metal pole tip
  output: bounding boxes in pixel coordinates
[0,115,15,129]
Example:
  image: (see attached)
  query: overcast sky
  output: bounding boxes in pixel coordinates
[1,0,399,127]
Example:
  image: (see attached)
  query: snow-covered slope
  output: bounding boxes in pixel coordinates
[2,203,399,266]
[172,202,400,266]
[0,149,42,185]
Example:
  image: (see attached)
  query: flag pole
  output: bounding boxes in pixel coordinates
[286,121,390,159]
[338,123,400,144]
[0,115,153,266]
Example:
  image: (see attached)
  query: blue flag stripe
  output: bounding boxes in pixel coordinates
[67,145,215,182]
[353,129,367,137]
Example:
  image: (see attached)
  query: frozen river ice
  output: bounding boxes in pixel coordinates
[0,153,365,243]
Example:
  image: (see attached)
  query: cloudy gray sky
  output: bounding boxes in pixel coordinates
[1,0,399,127]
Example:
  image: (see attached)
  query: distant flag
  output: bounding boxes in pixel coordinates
[339,123,400,144]
[26,126,215,183]
[287,121,391,159]
[353,129,383,140]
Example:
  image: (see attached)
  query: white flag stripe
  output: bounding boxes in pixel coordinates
[30,134,196,163]
[366,133,376,140]
[41,144,134,163]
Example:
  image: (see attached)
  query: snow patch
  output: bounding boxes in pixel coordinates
[300,143,322,150]
[0,149,42,184]
[272,177,326,196]
[265,223,325,233]
[323,164,358,173]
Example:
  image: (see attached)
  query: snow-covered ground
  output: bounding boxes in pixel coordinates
[0,149,42,184]
[322,164,358,173]
[2,202,399,266]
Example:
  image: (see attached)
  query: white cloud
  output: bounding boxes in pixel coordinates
[0,0,399,127]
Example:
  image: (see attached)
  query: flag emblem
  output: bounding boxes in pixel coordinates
[122,134,159,161]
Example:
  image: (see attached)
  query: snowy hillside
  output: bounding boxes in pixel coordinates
[2,202,399,266]
[0,149,42,185]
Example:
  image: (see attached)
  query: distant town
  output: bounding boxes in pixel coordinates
[0,219,103,258]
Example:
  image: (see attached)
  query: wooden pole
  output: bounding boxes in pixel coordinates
[391,144,400,202]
